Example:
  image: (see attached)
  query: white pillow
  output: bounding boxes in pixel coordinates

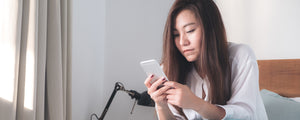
[260,89,300,120]
[290,97,300,103]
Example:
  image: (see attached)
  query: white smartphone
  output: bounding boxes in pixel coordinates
[140,59,169,84]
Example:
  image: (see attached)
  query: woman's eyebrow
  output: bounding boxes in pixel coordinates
[183,22,196,28]
[172,22,196,32]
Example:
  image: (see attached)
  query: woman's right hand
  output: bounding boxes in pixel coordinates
[144,74,170,107]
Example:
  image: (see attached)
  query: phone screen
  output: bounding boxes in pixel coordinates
[140,59,169,83]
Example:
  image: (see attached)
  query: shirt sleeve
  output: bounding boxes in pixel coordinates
[219,45,263,120]
[167,103,187,120]
[155,104,187,120]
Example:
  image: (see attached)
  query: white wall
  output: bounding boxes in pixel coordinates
[71,0,105,120]
[104,0,173,119]
[215,0,300,60]
[71,0,174,119]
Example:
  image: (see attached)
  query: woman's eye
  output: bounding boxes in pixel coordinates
[187,29,195,33]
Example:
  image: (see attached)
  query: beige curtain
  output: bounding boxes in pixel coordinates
[0,0,71,120]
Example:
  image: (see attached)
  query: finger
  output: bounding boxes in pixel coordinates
[150,85,167,97]
[166,95,175,104]
[149,79,169,96]
[154,94,167,102]
[163,81,181,88]
[144,74,154,88]
[167,98,177,106]
[166,94,171,100]
[156,85,171,95]
[166,94,181,106]
[166,94,175,101]
[165,88,176,95]
[150,86,170,102]
[149,77,167,93]
[150,87,168,100]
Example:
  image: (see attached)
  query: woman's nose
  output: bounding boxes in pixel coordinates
[180,34,190,46]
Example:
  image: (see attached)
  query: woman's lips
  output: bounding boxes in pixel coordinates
[183,49,194,53]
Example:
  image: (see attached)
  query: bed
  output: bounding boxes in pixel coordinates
[257,59,300,120]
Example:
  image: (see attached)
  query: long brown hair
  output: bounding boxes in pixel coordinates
[161,0,231,105]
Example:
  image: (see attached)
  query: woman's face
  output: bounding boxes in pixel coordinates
[173,9,202,62]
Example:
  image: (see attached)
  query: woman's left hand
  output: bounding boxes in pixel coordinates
[164,81,201,109]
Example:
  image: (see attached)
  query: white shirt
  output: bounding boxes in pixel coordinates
[165,42,268,120]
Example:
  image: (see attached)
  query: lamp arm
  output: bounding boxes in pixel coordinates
[99,82,122,120]
[91,82,149,120]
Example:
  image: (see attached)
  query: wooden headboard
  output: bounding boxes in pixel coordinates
[257,59,300,97]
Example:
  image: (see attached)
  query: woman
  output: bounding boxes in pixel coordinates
[144,0,268,119]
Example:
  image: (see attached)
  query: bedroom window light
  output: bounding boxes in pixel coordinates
[23,0,38,110]
[0,0,35,110]
[24,42,35,110]
[0,0,18,103]
[0,42,16,102]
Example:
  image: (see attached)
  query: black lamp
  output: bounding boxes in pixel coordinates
[90,82,154,120]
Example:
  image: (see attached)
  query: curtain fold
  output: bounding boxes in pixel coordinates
[0,0,70,120]
[36,0,47,119]
[46,0,65,119]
